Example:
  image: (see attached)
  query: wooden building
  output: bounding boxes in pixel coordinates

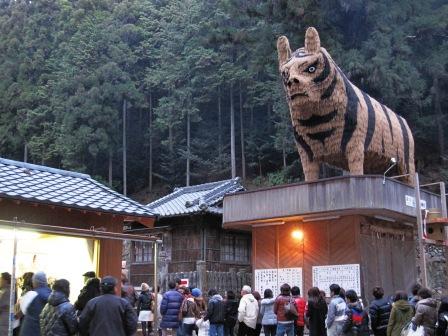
[126,178,252,290]
[0,158,155,303]
[223,175,446,301]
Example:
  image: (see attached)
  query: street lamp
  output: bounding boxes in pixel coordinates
[292,230,304,240]
[383,157,397,185]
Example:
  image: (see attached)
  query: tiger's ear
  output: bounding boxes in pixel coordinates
[304,27,321,54]
[277,36,291,68]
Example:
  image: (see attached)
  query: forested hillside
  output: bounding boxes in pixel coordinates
[0,0,447,198]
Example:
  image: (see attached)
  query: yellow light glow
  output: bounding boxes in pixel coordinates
[292,230,304,240]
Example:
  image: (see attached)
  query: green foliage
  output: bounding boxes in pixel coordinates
[0,0,446,193]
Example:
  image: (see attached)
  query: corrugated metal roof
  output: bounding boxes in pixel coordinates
[147,178,244,217]
[0,158,154,218]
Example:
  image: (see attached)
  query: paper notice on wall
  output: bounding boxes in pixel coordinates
[312,264,361,297]
[255,267,302,297]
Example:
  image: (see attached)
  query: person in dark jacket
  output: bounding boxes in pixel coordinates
[19,271,52,336]
[74,276,100,313]
[412,287,438,336]
[224,290,239,336]
[436,296,448,336]
[253,291,262,336]
[205,289,226,336]
[79,275,137,336]
[369,287,392,336]
[306,287,327,336]
[0,272,11,335]
[40,279,78,336]
[160,280,184,335]
[122,273,138,308]
[343,289,370,336]
[409,283,422,309]
[137,283,154,336]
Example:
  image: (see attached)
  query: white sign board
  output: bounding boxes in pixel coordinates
[255,267,303,297]
[312,264,361,297]
[405,195,427,210]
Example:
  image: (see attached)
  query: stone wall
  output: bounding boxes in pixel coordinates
[425,243,448,296]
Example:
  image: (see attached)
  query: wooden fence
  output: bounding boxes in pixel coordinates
[163,268,252,294]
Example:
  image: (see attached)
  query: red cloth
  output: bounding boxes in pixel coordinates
[294,297,306,327]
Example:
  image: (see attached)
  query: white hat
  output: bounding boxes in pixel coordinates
[242,285,252,293]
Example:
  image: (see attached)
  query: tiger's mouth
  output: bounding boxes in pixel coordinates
[290,92,308,100]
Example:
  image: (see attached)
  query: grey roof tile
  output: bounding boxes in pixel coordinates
[147,178,244,217]
[0,158,154,218]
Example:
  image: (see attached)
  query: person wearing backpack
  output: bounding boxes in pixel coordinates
[179,288,200,336]
[369,287,392,336]
[342,290,370,336]
[291,286,306,336]
[273,283,297,336]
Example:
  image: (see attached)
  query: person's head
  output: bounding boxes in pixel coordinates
[280,283,291,296]
[32,271,47,289]
[174,278,181,289]
[83,271,96,284]
[226,290,236,300]
[417,287,432,300]
[121,271,128,285]
[291,286,301,296]
[393,290,408,302]
[183,287,191,296]
[101,276,117,295]
[192,288,202,298]
[330,284,340,296]
[339,288,346,300]
[264,289,273,299]
[168,281,176,290]
[21,272,34,291]
[141,283,150,292]
[308,287,320,300]
[241,285,251,296]
[253,291,261,301]
[411,283,422,296]
[319,290,326,300]
[0,272,11,288]
[372,286,384,300]
[208,288,218,297]
[345,289,358,303]
[53,279,70,298]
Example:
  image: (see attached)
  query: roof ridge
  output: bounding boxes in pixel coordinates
[147,187,184,208]
[180,179,234,193]
[0,158,90,179]
[201,179,237,204]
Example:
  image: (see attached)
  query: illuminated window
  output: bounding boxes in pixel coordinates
[221,234,250,263]
[133,242,153,263]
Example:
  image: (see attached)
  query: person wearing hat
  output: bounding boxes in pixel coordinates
[137,283,154,336]
[79,275,137,336]
[74,272,100,314]
[19,271,51,336]
[0,272,12,334]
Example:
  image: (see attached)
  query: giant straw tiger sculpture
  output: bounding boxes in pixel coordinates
[277,27,415,183]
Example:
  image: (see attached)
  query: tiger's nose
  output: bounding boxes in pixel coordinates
[287,77,299,87]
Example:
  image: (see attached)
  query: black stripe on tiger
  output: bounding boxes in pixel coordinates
[397,116,410,173]
[321,73,337,100]
[338,69,359,154]
[314,52,330,83]
[293,128,314,162]
[298,109,337,127]
[380,104,394,143]
[307,128,335,145]
[362,92,375,151]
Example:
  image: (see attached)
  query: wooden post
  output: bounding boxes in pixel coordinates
[153,241,159,329]
[440,182,448,241]
[196,260,207,292]
[415,173,428,287]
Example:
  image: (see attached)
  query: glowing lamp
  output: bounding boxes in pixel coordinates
[292,230,304,240]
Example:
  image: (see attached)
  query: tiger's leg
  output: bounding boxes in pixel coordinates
[302,159,319,181]
[347,148,364,175]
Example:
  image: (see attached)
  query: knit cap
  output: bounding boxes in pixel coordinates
[192,288,202,297]
[32,271,48,288]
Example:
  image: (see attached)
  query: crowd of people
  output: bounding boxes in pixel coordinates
[1,270,448,336]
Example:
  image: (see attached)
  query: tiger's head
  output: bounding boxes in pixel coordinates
[277,28,338,118]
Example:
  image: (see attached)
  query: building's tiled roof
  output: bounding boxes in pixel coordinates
[0,158,154,218]
[147,178,244,217]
